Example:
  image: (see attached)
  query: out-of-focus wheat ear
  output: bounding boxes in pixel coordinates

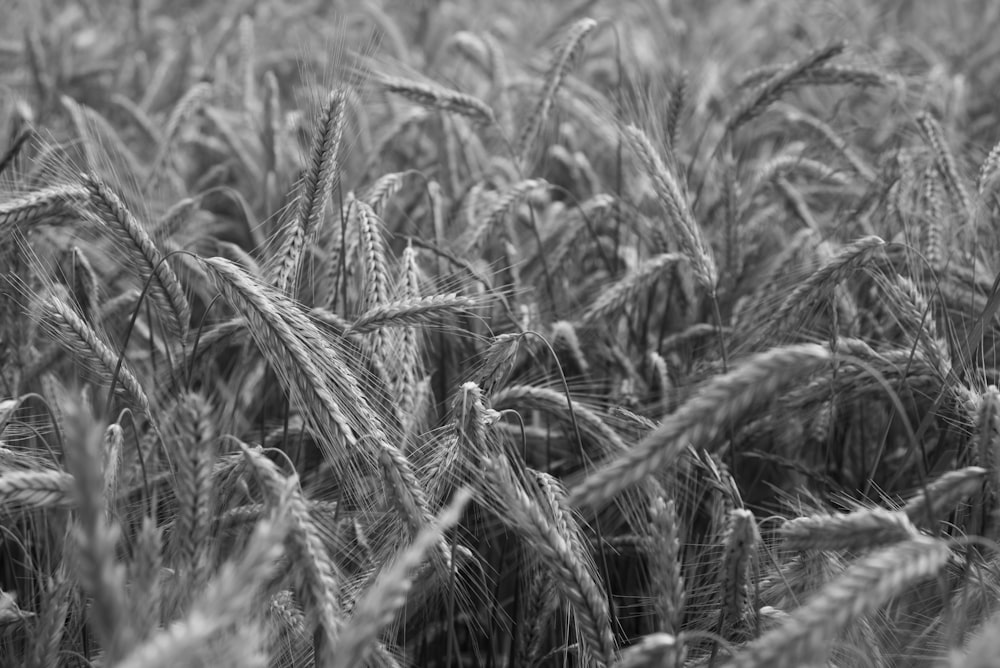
[82,174,190,344]
[0,184,88,229]
[330,488,471,668]
[779,507,917,552]
[67,246,99,325]
[0,469,74,510]
[758,236,885,343]
[958,609,1000,668]
[240,445,344,663]
[380,76,495,124]
[63,414,134,662]
[917,111,973,221]
[262,70,281,178]
[666,72,688,152]
[902,466,988,529]
[127,516,165,642]
[480,32,513,136]
[102,423,122,520]
[114,502,290,668]
[725,41,845,133]
[238,13,255,111]
[722,535,951,668]
[613,633,681,668]
[649,497,685,637]
[582,253,685,324]
[109,92,162,145]
[975,387,1000,536]
[463,178,548,253]
[516,17,598,163]
[488,456,616,667]
[28,566,72,668]
[570,344,831,510]
[623,125,717,294]
[272,88,346,295]
[40,290,153,423]
[551,320,589,376]
[718,509,758,641]
[146,81,212,185]
[977,138,1000,198]
[363,170,407,214]
[164,392,217,604]
[776,103,876,183]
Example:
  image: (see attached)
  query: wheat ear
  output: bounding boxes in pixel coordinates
[583,253,686,324]
[40,290,153,422]
[330,489,471,668]
[570,344,831,509]
[0,469,74,510]
[779,507,917,552]
[272,88,346,295]
[114,505,290,668]
[0,184,87,229]
[726,41,845,133]
[488,456,616,667]
[722,536,951,668]
[82,174,191,344]
[241,445,344,664]
[517,17,598,162]
[380,75,495,124]
[623,125,717,293]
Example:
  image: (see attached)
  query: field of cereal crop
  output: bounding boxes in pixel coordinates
[2,1,1000,665]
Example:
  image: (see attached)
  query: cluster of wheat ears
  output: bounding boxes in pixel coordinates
[5,1,1000,666]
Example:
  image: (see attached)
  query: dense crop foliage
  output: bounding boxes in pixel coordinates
[3,1,1000,666]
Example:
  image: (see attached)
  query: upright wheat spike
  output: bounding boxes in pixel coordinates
[570,344,831,509]
[64,415,133,662]
[916,110,973,221]
[648,497,685,637]
[719,509,758,639]
[272,88,346,295]
[517,17,598,162]
[623,125,717,293]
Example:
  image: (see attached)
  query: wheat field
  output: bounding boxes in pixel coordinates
[2,1,1000,666]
